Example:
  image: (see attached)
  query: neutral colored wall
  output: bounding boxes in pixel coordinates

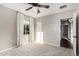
[0,5,17,51]
[35,10,76,46]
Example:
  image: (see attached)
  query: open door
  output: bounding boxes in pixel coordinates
[73,11,78,56]
[60,19,73,49]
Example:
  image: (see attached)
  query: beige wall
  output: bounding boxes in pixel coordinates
[0,5,17,51]
[35,10,76,46]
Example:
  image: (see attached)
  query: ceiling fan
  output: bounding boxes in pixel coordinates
[25,3,50,14]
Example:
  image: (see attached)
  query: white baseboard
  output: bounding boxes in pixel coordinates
[44,42,60,47]
[0,46,16,53]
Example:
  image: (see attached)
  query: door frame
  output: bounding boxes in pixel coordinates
[17,12,35,47]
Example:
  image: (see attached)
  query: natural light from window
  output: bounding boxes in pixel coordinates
[35,22,43,44]
[36,32,43,44]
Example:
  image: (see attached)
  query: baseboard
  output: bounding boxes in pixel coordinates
[0,46,16,53]
[44,42,60,47]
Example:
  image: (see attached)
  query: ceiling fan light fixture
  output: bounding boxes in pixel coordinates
[37,8,40,14]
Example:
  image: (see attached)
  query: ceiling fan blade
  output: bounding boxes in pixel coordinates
[38,5,49,8]
[25,7,33,11]
[27,3,49,8]
[28,3,38,6]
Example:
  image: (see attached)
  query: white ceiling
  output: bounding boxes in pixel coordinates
[1,3,79,18]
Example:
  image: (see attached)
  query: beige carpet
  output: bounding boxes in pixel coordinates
[0,44,74,56]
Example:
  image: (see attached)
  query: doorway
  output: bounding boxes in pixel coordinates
[17,13,31,46]
[60,19,73,49]
[23,16,30,45]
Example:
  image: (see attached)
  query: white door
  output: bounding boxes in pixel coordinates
[73,11,78,56]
